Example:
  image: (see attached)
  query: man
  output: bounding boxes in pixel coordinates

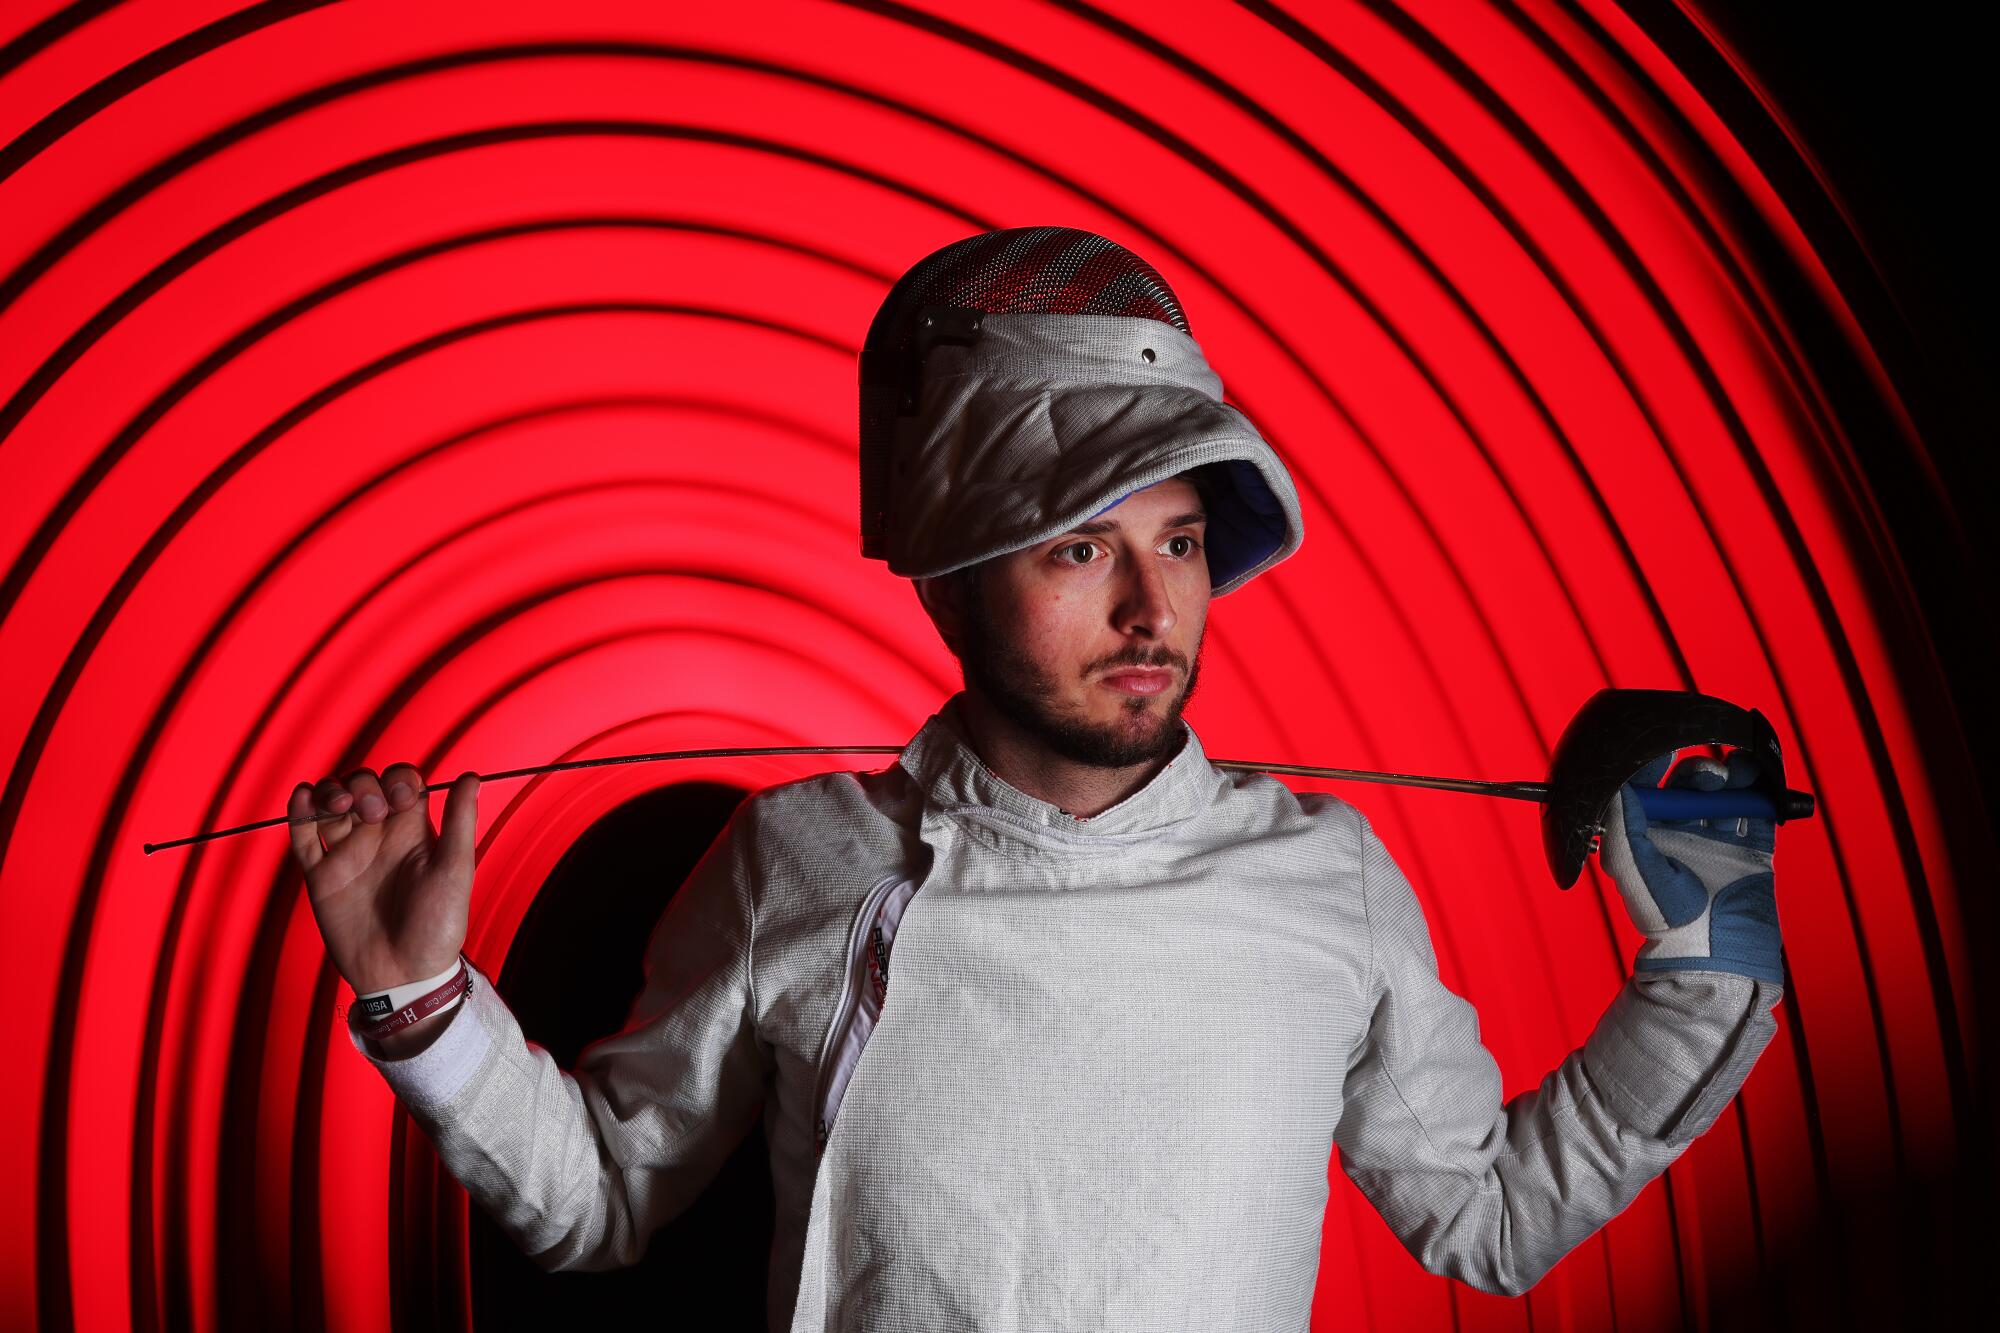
[295,227,1783,1330]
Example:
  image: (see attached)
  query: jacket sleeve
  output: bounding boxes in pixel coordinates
[1331,810,1783,1297]
[345,805,770,1271]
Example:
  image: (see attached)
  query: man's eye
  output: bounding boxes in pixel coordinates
[1163,535,1204,558]
[1054,541,1099,566]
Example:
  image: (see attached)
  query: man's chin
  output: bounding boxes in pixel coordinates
[1047,693,1188,768]
[959,633,1199,770]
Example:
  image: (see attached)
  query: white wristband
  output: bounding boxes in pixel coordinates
[352,956,465,1025]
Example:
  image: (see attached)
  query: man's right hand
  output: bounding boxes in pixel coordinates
[287,764,482,999]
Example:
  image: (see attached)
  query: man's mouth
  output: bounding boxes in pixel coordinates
[1099,668,1174,697]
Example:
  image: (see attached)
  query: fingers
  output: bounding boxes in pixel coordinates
[309,773,356,853]
[1723,749,1763,788]
[291,764,479,880]
[435,771,481,878]
[378,760,426,823]
[1629,751,1674,790]
[1612,784,1710,926]
[314,774,353,817]
[1636,749,1763,794]
[1666,755,1729,790]
[1619,749,1681,835]
[288,783,323,870]
[308,765,405,861]
[343,766,390,823]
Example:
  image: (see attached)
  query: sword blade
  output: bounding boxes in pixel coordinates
[141,745,1552,854]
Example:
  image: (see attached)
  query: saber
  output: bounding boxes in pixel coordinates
[140,688,1816,889]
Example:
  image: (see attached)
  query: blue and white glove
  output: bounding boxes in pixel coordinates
[1599,749,1783,984]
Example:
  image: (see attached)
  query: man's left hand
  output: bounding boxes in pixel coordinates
[1598,749,1783,984]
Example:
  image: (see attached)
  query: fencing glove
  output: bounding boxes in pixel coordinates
[1599,749,1783,984]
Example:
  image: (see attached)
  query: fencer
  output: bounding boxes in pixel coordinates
[291,226,1785,1331]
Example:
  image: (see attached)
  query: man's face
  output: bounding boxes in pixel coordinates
[949,475,1210,768]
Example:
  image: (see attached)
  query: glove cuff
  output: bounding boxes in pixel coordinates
[1636,952,1785,986]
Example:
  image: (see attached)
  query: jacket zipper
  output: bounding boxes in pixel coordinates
[812,872,904,1153]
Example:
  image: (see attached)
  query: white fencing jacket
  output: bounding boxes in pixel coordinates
[352,693,1782,1331]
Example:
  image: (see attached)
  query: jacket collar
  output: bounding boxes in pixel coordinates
[897,691,1217,841]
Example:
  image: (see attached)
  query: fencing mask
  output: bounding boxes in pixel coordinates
[857,226,1304,595]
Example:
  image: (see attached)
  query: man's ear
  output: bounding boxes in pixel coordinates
[913,572,968,655]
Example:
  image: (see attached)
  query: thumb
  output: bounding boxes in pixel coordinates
[436,771,481,882]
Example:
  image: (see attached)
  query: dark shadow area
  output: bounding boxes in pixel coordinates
[1617,9,1999,1326]
[467,780,775,1330]
[1702,1163,1988,1331]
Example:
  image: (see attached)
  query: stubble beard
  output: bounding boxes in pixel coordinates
[956,575,1203,769]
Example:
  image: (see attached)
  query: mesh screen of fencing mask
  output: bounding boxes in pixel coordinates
[858,226,1304,596]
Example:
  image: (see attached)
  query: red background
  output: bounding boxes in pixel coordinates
[3,2,1992,1329]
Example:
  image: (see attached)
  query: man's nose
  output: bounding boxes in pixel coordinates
[1115,553,1177,639]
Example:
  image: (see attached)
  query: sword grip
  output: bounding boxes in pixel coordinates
[1634,787,1774,821]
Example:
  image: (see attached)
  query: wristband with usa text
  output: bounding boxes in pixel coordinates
[357,960,471,1043]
